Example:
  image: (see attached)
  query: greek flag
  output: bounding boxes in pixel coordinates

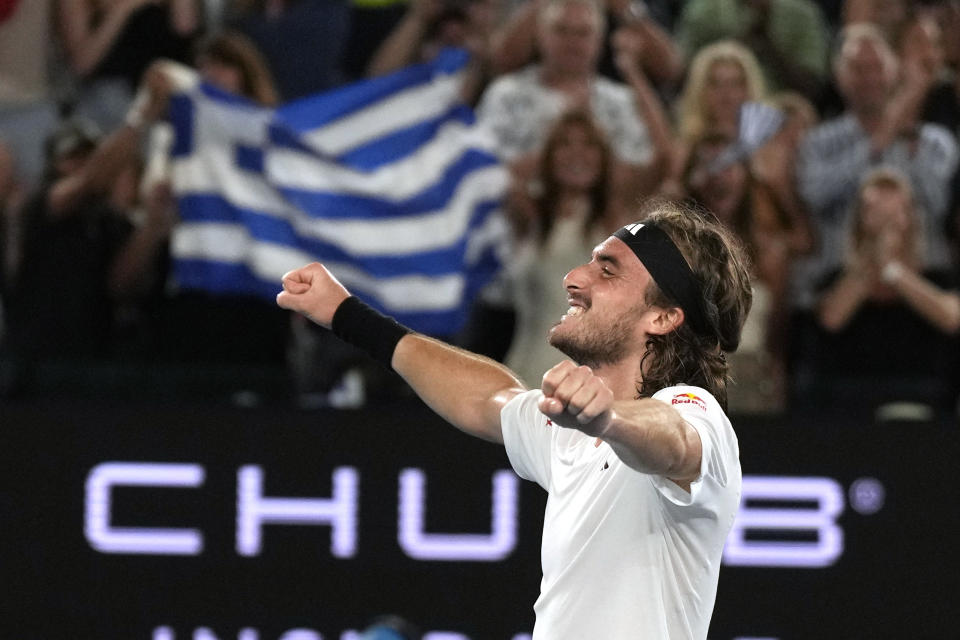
[166,49,508,335]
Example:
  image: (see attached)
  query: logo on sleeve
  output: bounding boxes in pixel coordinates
[671,392,707,412]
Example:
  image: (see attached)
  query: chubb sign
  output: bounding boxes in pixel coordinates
[84,462,848,567]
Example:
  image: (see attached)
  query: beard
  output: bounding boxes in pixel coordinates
[548,302,646,369]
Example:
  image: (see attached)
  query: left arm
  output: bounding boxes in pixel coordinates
[539,361,701,485]
[885,264,960,334]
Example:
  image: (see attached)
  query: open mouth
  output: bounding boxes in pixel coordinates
[561,298,588,321]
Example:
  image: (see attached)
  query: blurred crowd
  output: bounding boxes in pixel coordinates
[1,0,959,418]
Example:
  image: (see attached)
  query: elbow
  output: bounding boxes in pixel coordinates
[816,305,848,333]
[938,295,960,334]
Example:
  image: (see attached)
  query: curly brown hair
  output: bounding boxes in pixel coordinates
[636,200,754,410]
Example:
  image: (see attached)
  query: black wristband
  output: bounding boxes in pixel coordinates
[330,296,412,368]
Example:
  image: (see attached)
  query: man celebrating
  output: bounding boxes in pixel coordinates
[277,201,753,639]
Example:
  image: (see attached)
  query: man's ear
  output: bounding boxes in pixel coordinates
[645,306,685,336]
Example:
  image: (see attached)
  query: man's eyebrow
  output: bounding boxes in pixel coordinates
[595,251,622,268]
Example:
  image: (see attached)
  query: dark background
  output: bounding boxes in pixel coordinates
[4,392,958,640]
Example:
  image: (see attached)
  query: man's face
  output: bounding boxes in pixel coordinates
[548,236,658,368]
[537,2,603,77]
[838,39,895,114]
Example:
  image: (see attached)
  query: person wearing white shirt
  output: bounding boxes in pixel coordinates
[276,200,753,640]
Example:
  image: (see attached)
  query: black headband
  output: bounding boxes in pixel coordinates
[613,222,712,338]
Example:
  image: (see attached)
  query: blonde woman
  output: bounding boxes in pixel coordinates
[662,40,766,197]
[676,39,767,144]
[810,167,960,412]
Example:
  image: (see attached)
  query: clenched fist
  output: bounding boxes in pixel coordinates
[538,361,616,437]
[276,262,351,328]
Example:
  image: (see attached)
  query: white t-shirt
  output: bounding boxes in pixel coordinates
[500,385,741,640]
[476,65,653,165]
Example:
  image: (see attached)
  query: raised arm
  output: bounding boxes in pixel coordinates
[48,62,173,216]
[366,0,444,77]
[276,263,526,443]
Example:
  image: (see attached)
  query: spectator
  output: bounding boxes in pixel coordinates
[795,23,958,312]
[59,0,200,130]
[503,109,627,386]
[683,131,809,413]
[477,0,671,197]
[0,0,60,190]
[128,40,290,369]
[461,1,673,363]
[229,0,351,100]
[665,38,768,197]
[811,168,960,411]
[0,103,171,385]
[675,0,830,100]
[675,40,767,145]
[488,0,684,90]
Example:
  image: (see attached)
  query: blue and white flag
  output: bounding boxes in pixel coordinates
[165,49,508,335]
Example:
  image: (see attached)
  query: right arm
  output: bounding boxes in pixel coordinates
[276,263,526,443]
[885,264,960,334]
[366,0,443,77]
[48,62,173,216]
[392,334,526,443]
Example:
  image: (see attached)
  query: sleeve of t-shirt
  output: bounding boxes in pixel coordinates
[648,385,738,507]
[500,389,553,490]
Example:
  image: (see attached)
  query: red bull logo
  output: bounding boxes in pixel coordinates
[671,392,707,411]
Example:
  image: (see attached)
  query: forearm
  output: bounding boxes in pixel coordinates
[392,333,526,443]
[625,67,672,160]
[49,124,142,215]
[108,220,169,297]
[889,267,960,334]
[488,0,539,75]
[632,21,683,86]
[603,398,701,480]
[817,270,871,331]
[367,13,430,77]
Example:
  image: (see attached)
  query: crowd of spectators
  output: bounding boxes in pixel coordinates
[1,0,959,419]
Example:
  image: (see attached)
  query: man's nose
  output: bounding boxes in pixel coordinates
[564,262,588,291]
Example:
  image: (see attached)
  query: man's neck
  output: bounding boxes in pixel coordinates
[539,65,593,93]
[590,358,645,402]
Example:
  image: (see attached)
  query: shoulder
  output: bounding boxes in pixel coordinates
[917,123,959,153]
[650,385,733,437]
[651,385,719,412]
